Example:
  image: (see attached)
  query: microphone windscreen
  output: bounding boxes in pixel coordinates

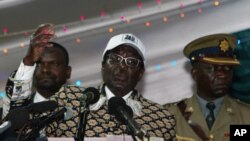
[108,97,133,123]
[83,87,100,104]
[0,121,12,134]
[27,101,58,113]
[7,108,29,130]
[108,97,126,114]
[30,107,72,127]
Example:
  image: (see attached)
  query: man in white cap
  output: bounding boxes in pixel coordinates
[46,33,176,141]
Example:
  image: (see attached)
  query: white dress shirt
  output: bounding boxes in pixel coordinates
[2,61,47,118]
[105,86,132,102]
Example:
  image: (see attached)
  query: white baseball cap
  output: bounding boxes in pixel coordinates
[102,33,146,64]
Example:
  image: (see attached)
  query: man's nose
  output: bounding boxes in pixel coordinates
[215,66,227,79]
[42,64,51,73]
[119,59,127,68]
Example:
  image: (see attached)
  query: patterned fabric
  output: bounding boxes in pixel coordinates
[3,70,60,139]
[10,86,71,139]
[46,84,176,141]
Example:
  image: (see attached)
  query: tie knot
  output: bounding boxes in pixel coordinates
[206,102,215,110]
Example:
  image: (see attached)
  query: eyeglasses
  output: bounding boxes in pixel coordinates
[107,53,141,67]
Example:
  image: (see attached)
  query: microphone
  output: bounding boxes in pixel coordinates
[0,121,12,134]
[82,87,100,104]
[5,107,29,130]
[0,101,58,132]
[75,87,100,141]
[0,107,29,139]
[0,121,16,141]
[7,100,58,115]
[108,97,145,139]
[21,107,74,140]
[26,100,58,113]
[30,106,74,127]
[35,106,73,128]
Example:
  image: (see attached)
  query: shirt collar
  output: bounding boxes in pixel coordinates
[33,91,47,103]
[90,84,142,116]
[196,94,224,117]
[105,86,132,103]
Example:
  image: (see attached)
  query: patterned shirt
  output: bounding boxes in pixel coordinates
[46,85,176,141]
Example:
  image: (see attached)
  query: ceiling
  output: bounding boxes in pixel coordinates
[0,0,163,33]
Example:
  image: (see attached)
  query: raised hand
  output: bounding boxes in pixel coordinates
[23,23,56,66]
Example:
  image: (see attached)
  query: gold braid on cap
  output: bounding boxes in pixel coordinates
[202,57,240,65]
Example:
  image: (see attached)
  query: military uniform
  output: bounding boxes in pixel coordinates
[46,84,176,141]
[164,33,250,141]
[165,95,250,141]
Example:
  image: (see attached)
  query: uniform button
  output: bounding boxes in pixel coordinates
[187,107,194,112]
[209,134,214,139]
[226,107,232,113]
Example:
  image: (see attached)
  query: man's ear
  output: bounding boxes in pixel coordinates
[191,67,197,80]
[101,61,105,71]
[137,67,145,82]
[66,66,72,79]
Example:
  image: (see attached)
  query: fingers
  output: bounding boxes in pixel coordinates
[30,45,48,60]
[30,23,56,48]
[24,23,56,65]
[30,23,56,41]
[30,42,53,49]
[32,23,55,36]
[32,34,55,44]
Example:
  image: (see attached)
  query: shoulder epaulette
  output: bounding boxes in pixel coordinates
[234,98,250,107]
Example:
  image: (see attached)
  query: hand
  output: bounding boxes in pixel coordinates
[23,23,56,66]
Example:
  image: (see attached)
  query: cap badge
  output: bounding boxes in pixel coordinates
[124,34,136,42]
[219,39,230,52]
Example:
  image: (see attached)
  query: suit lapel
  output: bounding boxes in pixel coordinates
[186,96,210,133]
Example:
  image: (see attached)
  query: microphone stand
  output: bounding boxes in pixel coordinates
[18,116,49,141]
[126,126,138,141]
[126,127,149,141]
[75,100,90,141]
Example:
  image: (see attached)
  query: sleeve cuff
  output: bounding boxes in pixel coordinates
[15,60,36,80]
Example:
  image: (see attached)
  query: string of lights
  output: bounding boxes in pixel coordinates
[0,0,226,55]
